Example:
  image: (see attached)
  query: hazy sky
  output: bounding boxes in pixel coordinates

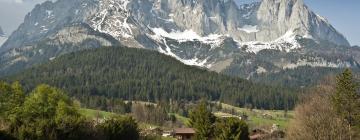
[0,0,359,45]
[302,0,360,46]
[0,0,47,34]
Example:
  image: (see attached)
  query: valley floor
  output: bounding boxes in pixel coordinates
[80,101,292,139]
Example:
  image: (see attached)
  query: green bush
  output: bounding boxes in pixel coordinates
[214,117,249,140]
[97,116,139,140]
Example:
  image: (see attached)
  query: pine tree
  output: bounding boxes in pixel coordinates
[189,100,216,140]
[332,69,360,139]
[215,117,249,140]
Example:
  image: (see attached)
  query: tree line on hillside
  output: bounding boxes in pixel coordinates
[287,69,360,139]
[4,47,297,110]
[252,66,360,88]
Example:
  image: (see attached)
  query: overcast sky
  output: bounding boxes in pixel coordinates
[0,0,47,34]
[0,0,359,46]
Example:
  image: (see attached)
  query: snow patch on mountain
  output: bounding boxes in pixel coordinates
[0,37,7,47]
[256,66,267,74]
[315,14,329,24]
[239,30,301,53]
[238,25,259,33]
[157,38,210,68]
[150,27,225,49]
[90,0,133,39]
[282,58,353,69]
[149,25,305,56]
[151,28,223,44]
[45,10,54,18]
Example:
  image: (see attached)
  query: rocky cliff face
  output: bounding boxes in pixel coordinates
[0,26,4,36]
[0,0,100,52]
[256,0,349,46]
[128,0,348,45]
[0,26,7,47]
[0,0,358,84]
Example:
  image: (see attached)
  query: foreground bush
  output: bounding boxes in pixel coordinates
[287,70,360,139]
[0,82,140,140]
[215,117,249,140]
[97,116,139,140]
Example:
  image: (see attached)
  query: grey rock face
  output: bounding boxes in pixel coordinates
[0,26,4,36]
[1,0,350,51]
[256,0,349,46]
[0,23,121,76]
[0,0,100,52]
[128,0,349,46]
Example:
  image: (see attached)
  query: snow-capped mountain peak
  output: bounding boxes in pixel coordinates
[0,0,358,78]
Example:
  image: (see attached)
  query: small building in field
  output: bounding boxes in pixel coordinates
[162,130,173,137]
[174,128,195,140]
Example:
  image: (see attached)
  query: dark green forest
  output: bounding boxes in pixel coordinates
[251,66,360,88]
[4,47,297,110]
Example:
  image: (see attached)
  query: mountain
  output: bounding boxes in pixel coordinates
[3,47,297,110]
[0,26,4,36]
[0,36,6,47]
[0,26,7,47]
[0,0,359,87]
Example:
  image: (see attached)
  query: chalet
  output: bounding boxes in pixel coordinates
[162,130,173,137]
[174,128,195,140]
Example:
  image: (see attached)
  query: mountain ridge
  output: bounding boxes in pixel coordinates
[0,0,358,87]
[0,0,350,51]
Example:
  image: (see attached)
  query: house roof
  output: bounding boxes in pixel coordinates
[174,128,195,134]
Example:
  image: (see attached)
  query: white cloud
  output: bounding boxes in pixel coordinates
[14,0,23,4]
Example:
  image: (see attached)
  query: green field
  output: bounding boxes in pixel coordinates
[79,108,117,119]
[170,113,190,126]
[79,101,293,131]
[216,103,293,129]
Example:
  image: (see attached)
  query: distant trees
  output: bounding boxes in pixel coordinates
[287,69,360,140]
[80,96,132,114]
[132,103,168,125]
[251,64,359,88]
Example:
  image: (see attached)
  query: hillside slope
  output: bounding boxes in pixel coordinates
[4,47,296,110]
